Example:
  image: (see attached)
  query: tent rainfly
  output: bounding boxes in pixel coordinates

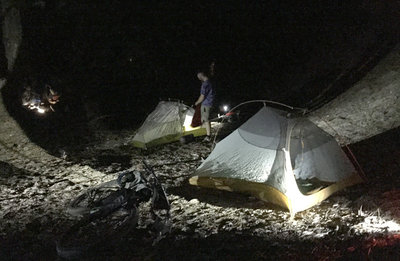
[189,106,363,217]
[132,101,206,149]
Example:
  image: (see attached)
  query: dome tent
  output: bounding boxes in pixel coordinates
[189,105,363,217]
[132,101,206,149]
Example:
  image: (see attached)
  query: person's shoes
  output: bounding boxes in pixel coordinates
[202,136,211,142]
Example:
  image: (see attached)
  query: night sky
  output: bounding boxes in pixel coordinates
[7,0,399,126]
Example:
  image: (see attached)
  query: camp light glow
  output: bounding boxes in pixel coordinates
[183,113,193,129]
[223,105,229,112]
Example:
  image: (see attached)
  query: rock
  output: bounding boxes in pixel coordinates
[309,45,400,145]
[189,199,200,204]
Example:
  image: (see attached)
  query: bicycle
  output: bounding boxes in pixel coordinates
[56,161,171,260]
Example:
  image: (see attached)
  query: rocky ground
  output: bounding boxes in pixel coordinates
[1,121,400,261]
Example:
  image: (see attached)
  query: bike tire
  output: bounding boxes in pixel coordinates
[67,180,120,217]
[57,206,138,260]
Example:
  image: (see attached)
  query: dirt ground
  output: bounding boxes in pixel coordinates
[1,121,400,261]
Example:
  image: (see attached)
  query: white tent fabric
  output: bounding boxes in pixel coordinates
[191,106,362,215]
[289,120,355,182]
[197,130,278,182]
[132,101,196,148]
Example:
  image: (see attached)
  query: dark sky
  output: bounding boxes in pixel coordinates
[13,0,399,120]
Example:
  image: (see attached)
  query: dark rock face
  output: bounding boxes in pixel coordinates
[1,0,22,72]
[349,126,400,177]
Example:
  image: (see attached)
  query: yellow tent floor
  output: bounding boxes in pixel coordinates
[132,126,206,149]
[189,173,363,217]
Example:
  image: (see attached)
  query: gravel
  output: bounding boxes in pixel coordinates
[1,123,400,260]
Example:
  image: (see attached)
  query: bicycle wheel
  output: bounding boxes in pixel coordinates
[67,180,120,217]
[57,206,138,260]
[59,177,145,259]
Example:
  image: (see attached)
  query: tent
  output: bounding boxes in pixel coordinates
[189,106,363,216]
[132,101,206,149]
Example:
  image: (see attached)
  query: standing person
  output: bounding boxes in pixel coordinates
[194,70,215,142]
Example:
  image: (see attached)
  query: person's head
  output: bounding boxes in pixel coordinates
[45,84,60,104]
[197,71,209,82]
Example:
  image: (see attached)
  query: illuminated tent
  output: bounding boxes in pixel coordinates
[132,101,206,149]
[189,106,363,216]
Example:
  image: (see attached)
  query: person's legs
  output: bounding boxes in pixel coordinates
[204,121,211,136]
[201,105,211,137]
